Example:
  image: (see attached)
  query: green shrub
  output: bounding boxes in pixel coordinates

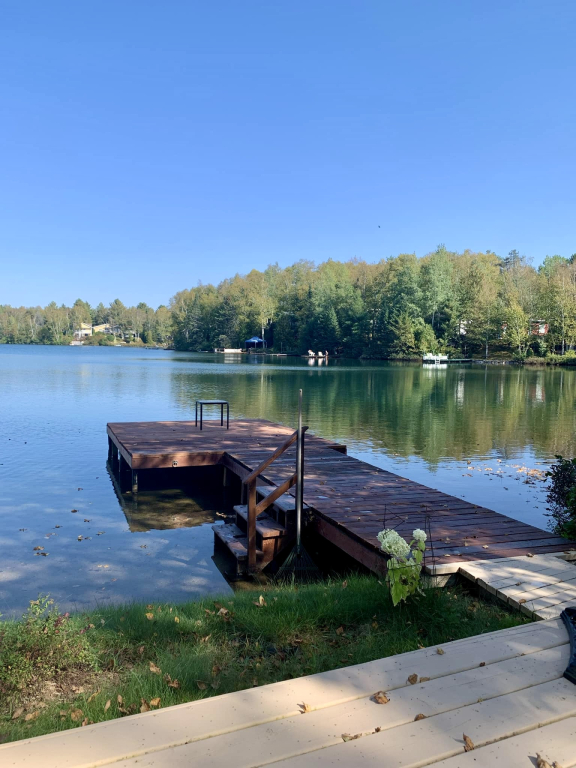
[0,597,96,696]
[546,456,576,538]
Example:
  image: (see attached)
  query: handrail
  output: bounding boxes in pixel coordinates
[242,426,308,571]
[243,430,298,485]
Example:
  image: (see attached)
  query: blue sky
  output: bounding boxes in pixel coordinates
[1,0,575,308]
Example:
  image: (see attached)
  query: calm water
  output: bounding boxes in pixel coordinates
[1,345,575,618]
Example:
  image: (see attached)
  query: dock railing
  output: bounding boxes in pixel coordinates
[242,426,307,571]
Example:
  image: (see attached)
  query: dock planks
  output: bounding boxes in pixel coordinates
[107,419,576,571]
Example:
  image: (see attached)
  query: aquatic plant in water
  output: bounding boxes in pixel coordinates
[377,528,427,606]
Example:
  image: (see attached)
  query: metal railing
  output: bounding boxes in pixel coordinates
[242,425,307,571]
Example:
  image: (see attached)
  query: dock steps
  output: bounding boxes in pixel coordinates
[212,523,267,575]
[234,505,291,539]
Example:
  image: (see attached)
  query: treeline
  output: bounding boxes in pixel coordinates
[2,247,576,357]
[0,299,172,345]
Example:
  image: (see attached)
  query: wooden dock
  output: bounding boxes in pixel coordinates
[3,618,575,767]
[106,418,576,575]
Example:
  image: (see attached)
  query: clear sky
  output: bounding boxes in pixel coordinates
[1,0,575,308]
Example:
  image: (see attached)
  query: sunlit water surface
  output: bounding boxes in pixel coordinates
[1,346,575,617]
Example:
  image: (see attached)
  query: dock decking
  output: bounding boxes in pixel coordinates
[3,618,575,767]
[106,418,576,572]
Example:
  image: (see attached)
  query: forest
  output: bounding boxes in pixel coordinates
[2,247,576,358]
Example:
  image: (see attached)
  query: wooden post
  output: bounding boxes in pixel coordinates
[108,436,114,462]
[247,480,257,572]
[119,455,129,493]
[223,467,231,487]
[131,470,138,494]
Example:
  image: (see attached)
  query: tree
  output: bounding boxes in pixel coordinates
[390,311,417,355]
[504,300,529,356]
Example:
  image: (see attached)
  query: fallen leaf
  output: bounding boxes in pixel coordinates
[463,734,475,752]
[536,756,552,768]
[145,612,154,620]
[407,674,418,685]
[150,698,161,707]
[201,634,212,643]
[149,662,162,675]
[436,648,445,655]
[70,709,84,722]
[419,676,430,683]
[140,699,150,713]
[71,509,78,513]
[86,691,100,703]
[526,552,534,557]
[336,626,344,636]
[168,679,180,689]
[299,702,311,713]
[104,700,111,712]
[81,718,89,726]
[12,707,24,720]
[414,714,427,721]
[196,681,207,690]
[253,595,266,608]
[138,645,145,655]
[33,546,44,551]
[341,732,362,742]
[341,580,348,589]
[217,607,229,616]
[174,616,180,623]
[519,599,527,605]
[372,691,389,704]
[117,695,123,705]
[479,662,486,667]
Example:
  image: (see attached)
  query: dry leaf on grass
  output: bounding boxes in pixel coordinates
[253,595,266,608]
[149,662,162,675]
[407,674,418,685]
[104,700,111,712]
[372,691,389,704]
[341,580,348,589]
[197,681,207,690]
[414,714,427,721]
[70,709,84,722]
[299,702,311,714]
[81,718,89,727]
[24,711,40,722]
[145,612,154,620]
[463,734,475,752]
[11,707,24,720]
[86,690,100,703]
[174,616,180,623]
[117,695,123,705]
[140,699,150,713]
[336,626,344,635]
[150,698,161,708]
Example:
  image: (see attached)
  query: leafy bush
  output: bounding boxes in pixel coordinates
[546,456,576,538]
[0,596,96,696]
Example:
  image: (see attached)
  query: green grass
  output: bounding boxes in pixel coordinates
[0,575,530,744]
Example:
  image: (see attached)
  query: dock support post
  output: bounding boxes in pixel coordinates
[223,467,231,487]
[119,455,129,493]
[108,436,114,462]
[131,470,138,494]
[247,480,257,572]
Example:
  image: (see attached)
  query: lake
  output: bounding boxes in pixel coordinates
[1,345,575,618]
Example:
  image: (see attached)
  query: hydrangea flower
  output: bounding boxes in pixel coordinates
[377,529,411,559]
[412,528,427,542]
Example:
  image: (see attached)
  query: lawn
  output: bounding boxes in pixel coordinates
[0,575,530,744]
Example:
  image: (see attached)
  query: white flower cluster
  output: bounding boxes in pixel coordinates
[377,529,411,558]
[412,528,427,542]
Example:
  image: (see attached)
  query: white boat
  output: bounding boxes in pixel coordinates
[422,353,449,364]
[214,348,244,353]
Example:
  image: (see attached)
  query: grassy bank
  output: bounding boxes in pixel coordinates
[0,576,529,744]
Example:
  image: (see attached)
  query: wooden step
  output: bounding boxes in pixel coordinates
[234,505,292,539]
[212,523,266,573]
[256,485,309,513]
